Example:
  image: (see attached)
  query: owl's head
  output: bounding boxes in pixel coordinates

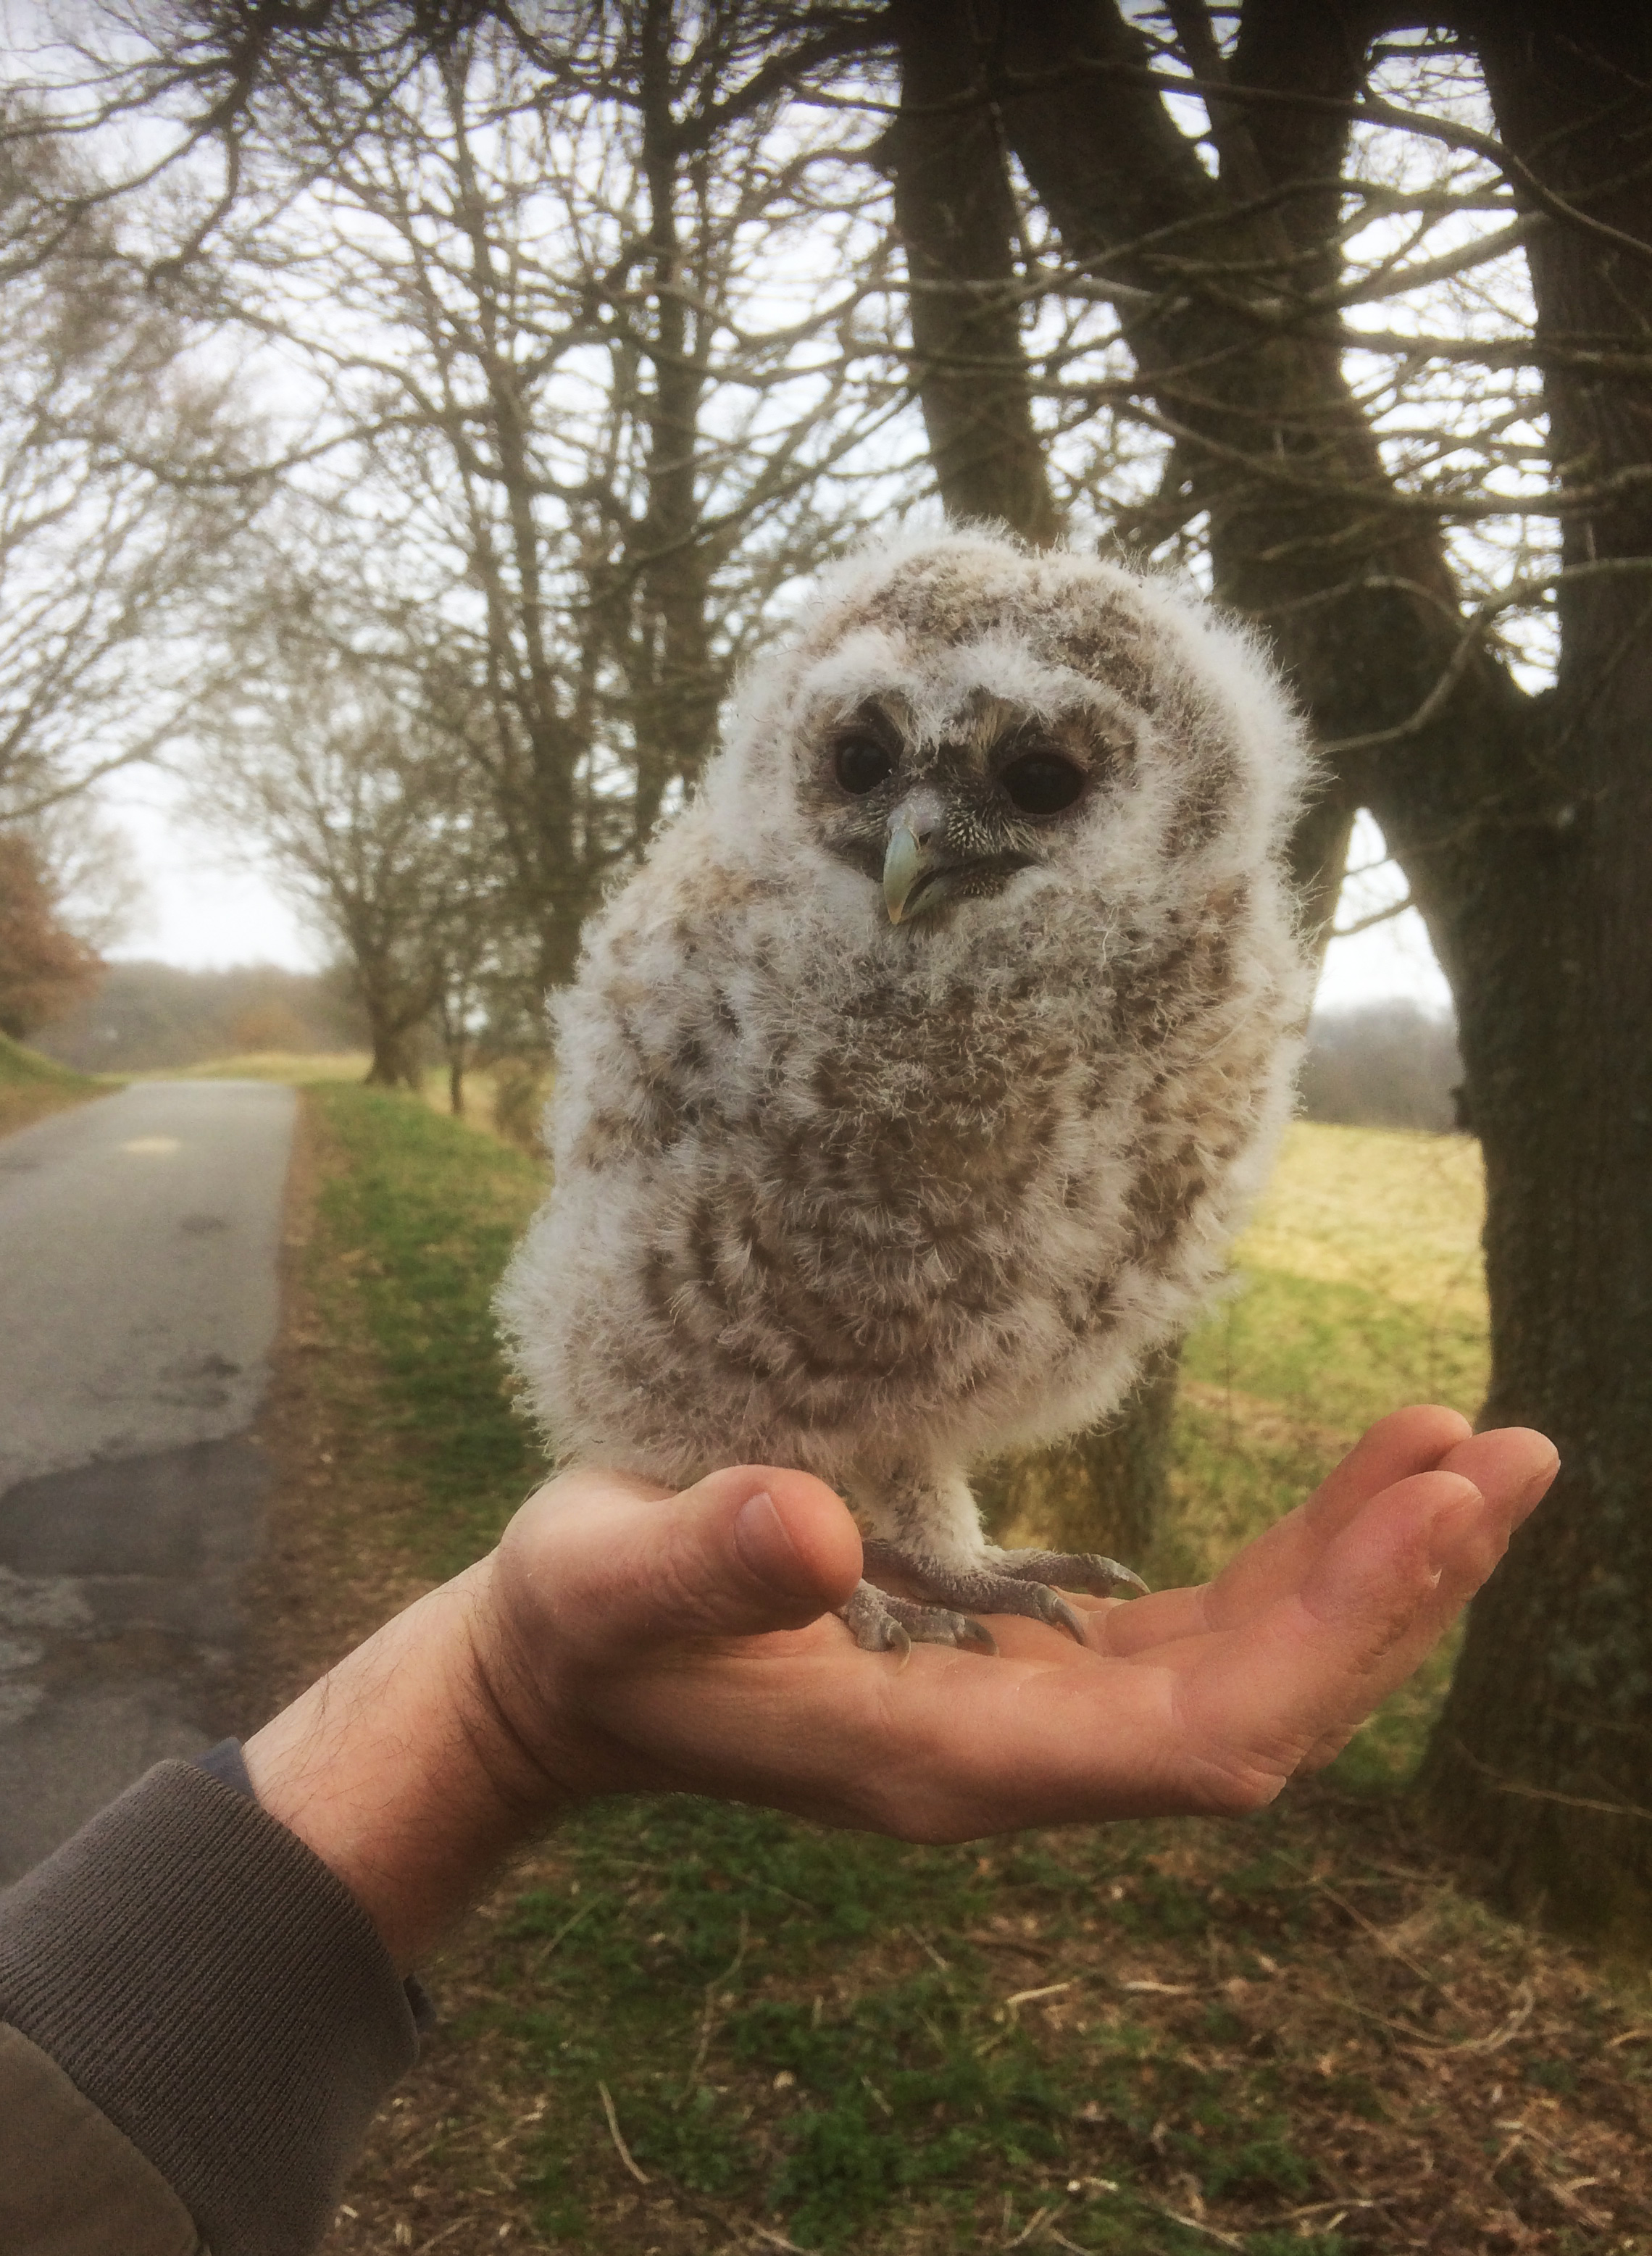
[709,525,1308,937]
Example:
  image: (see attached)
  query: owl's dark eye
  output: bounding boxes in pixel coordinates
[998,749,1086,816]
[833,735,896,795]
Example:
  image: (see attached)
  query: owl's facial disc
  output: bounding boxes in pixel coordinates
[812,699,1094,927]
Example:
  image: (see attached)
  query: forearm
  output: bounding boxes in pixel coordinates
[243,1557,571,1976]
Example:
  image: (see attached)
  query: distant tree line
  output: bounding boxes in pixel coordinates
[30,962,1469,1138]
[1298,1002,1464,1135]
[32,961,363,1073]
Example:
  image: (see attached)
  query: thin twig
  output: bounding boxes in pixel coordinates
[905,1923,951,1973]
[1444,1981,1535,2056]
[1257,2194,1393,2225]
[748,2227,812,2255]
[412,2222,482,2254]
[1333,892,1414,938]
[964,1929,1058,1960]
[1005,1979,1077,2013]
[1310,1878,1446,1991]
[1144,2202,1246,2251]
[525,1894,598,1973]
[688,1911,751,2089]
[1004,2202,1056,2249]
[1447,1735,1652,1823]
[596,2081,651,2186]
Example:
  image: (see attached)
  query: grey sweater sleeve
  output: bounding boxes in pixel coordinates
[0,1759,421,2256]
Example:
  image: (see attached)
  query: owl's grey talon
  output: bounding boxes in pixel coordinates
[836,1578,990,1657]
[1040,1589,1088,1643]
[859,1542,1109,1645]
[990,1547,1150,1599]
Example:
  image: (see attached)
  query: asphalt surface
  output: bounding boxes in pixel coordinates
[0,1079,296,1881]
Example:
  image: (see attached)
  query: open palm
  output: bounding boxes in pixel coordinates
[480,1405,1557,1840]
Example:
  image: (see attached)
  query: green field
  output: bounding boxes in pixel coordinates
[1167,1124,1487,1789]
[299,1087,1637,2256]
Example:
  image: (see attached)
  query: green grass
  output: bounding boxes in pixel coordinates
[308,1089,1514,2252]
[1162,1122,1488,1792]
[0,1029,112,1135]
[483,1802,1348,2255]
[308,1081,550,1572]
[1180,1121,1488,1457]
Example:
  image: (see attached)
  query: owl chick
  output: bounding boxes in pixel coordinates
[498,527,1311,1656]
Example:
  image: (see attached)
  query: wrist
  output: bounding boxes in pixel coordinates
[243,1556,583,1973]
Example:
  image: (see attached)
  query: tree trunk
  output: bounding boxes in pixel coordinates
[884,0,1061,543]
[358,958,427,1092]
[629,0,720,838]
[1414,4,1652,1940]
[990,0,1652,1935]
[976,1345,1180,1563]
[364,1023,421,1090]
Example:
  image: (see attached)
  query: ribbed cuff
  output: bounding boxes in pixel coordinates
[0,1760,420,2256]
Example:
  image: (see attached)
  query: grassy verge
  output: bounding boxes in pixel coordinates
[291,1089,1651,2256]
[0,1029,114,1137]
[306,1082,548,1571]
[164,1048,373,1083]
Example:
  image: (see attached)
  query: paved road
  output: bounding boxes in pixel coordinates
[0,1080,296,1880]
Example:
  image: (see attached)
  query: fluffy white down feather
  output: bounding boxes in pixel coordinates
[498,525,1312,1573]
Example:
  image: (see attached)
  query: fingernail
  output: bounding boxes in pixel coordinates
[732,1490,819,1597]
[1519,1451,1561,1511]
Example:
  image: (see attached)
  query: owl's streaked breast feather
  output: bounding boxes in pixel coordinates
[499,526,1311,1655]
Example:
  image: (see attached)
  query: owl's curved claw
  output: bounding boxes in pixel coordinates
[1027,1586,1089,1643]
[837,1579,996,1658]
[990,1547,1151,1600]
[857,1539,1149,1648]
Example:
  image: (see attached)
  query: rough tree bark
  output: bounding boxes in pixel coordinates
[625,0,722,843]
[883,0,1061,544]
[1411,4,1652,1939]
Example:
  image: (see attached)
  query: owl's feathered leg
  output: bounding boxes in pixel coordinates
[842,1461,1146,1653]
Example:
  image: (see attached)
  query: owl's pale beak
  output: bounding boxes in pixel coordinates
[883,790,948,924]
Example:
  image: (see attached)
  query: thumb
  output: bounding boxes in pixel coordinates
[518,1463,864,1655]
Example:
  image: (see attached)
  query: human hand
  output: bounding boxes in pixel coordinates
[475,1403,1556,1835]
[246,1405,1555,1970]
